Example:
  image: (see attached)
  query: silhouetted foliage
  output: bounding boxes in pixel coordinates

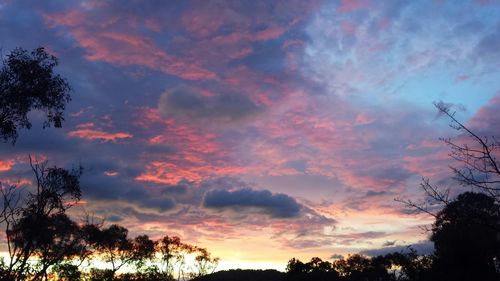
[0,157,85,281]
[192,269,285,281]
[434,101,500,203]
[399,102,500,216]
[0,47,71,143]
[192,246,220,278]
[397,103,500,280]
[156,235,196,280]
[50,263,82,281]
[430,192,500,281]
[383,249,432,281]
[0,158,219,280]
[285,254,434,281]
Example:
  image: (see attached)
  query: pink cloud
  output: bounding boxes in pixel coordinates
[133,108,257,184]
[67,123,133,142]
[212,26,287,45]
[455,74,470,82]
[355,113,375,125]
[402,152,450,179]
[468,95,500,133]
[144,19,162,32]
[104,171,119,176]
[336,0,371,13]
[254,26,287,41]
[341,21,356,34]
[227,47,254,60]
[181,9,225,37]
[43,13,217,81]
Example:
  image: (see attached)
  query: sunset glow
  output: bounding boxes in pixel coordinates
[1,0,500,271]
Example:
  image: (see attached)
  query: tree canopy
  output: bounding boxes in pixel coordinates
[431,192,500,281]
[0,47,71,143]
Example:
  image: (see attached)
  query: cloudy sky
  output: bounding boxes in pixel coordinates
[1,0,500,270]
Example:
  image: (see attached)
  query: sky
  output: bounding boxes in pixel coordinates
[1,0,500,271]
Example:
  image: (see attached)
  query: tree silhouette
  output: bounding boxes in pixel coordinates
[0,157,84,281]
[156,235,193,280]
[398,102,500,219]
[284,254,435,281]
[384,249,432,281]
[192,247,220,278]
[84,224,134,279]
[131,235,156,273]
[430,192,500,281]
[50,263,82,281]
[0,47,71,143]
[434,101,500,203]
[286,257,340,281]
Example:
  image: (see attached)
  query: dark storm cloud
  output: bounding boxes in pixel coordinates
[203,188,302,218]
[158,86,261,121]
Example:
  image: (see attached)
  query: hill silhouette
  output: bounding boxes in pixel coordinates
[191,269,285,281]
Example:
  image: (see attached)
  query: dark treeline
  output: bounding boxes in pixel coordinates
[285,192,500,281]
[0,158,219,281]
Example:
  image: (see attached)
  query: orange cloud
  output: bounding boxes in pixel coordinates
[0,160,14,172]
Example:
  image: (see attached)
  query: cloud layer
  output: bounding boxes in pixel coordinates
[0,0,499,270]
[204,188,302,218]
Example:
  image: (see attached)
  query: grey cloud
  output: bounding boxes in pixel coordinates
[283,238,332,249]
[454,20,483,35]
[383,240,397,247]
[284,159,308,173]
[203,188,302,218]
[81,171,175,212]
[330,254,344,260]
[336,231,387,241]
[158,86,261,121]
[475,24,500,61]
[360,241,434,256]
[366,190,388,197]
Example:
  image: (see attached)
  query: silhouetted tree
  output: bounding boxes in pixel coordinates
[0,157,84,281]
[131,235,156,273]
[156,235,191,280]
[434,101,500,203]
[333,254,393,281]
[286,257,340,281]
[398,102,500,217]
[85,224,134,279]
[192,247,220,278]
[384,249,432,281]
[0,47,71,143]
[50,263,82,281]
[430,192,500,281]
[286,258,307,275]
[396,102,500,280]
